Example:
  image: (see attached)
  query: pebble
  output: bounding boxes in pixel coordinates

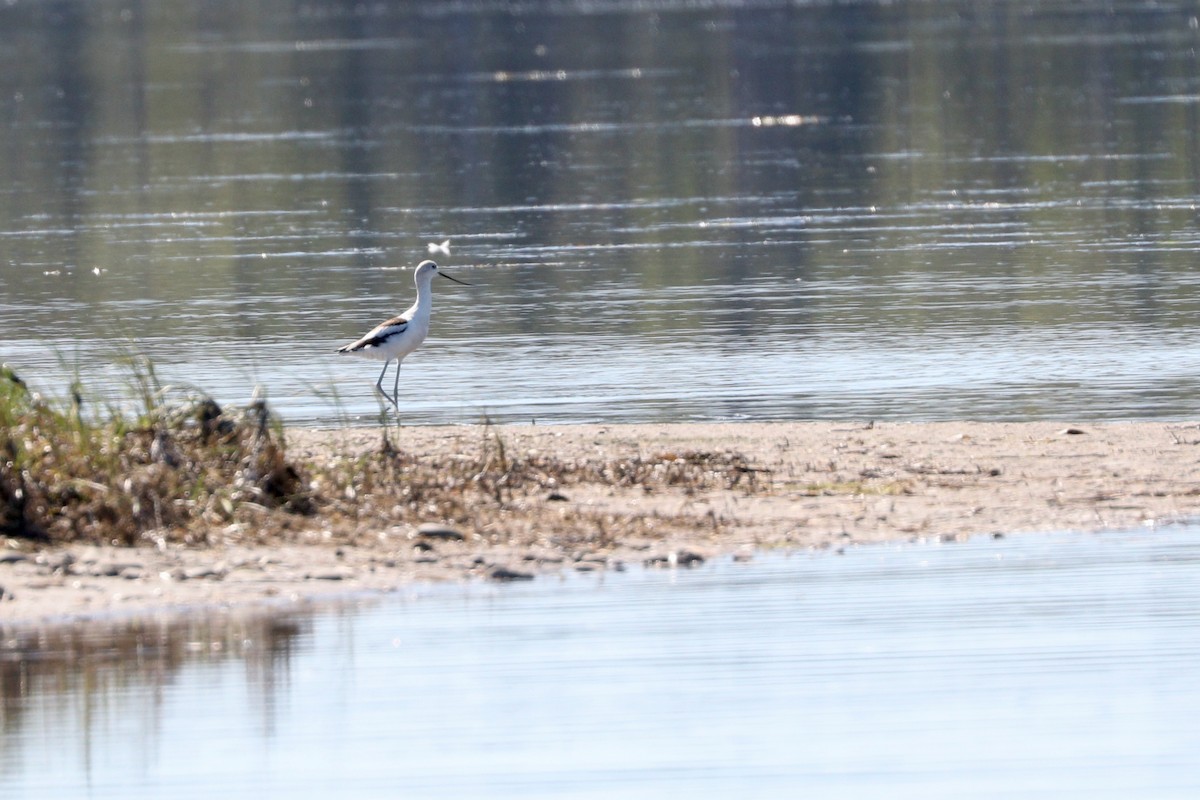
[0,553,29,565]
[487,566,535,582]
[307,570,352,581]
[184,567,224,581]
[416,523,465,541]
[92,562,144,577]
[37,553,75,573]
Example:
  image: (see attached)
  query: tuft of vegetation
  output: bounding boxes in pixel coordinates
[308,426,760,541]
[0,363,308,546]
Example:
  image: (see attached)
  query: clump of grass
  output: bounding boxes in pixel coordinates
[0,364,309,546]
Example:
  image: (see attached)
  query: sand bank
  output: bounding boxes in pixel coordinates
[2,420,1198,626]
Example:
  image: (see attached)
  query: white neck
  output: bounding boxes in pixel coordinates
[409,275,434,318]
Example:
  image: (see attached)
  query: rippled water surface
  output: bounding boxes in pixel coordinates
[3,528,1199,798]
[2,0,1200,422]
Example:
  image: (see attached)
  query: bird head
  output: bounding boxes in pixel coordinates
[415,259,471,285]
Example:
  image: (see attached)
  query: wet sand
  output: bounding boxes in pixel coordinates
[2,420,1199,626]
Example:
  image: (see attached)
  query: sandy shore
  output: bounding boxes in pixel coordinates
[2,420,1199,626]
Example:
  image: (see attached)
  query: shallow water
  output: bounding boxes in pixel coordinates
[3,1,1200,423]
[2,527,1199,798]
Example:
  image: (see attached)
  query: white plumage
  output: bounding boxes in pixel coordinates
[337,260,470,407]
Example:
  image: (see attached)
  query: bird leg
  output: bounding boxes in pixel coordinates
[374,360,397,408]
[391,361,402,408]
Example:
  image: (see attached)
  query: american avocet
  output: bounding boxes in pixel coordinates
[336,259,470,408]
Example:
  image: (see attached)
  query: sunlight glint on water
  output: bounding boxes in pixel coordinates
[0,1,1199,422]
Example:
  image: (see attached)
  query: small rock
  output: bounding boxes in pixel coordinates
[546,492,568,502]
[1060,427,1087,435]
[488,566,535,582]
[307,570,350,581]
[0,553,29,565]
[416,523,465,541]
[183,566,224,581]
[37,553,75,573]
[93,562,143,577]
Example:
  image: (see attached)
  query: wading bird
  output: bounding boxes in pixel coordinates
[336,260,470,408]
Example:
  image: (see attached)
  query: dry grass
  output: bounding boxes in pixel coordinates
[0,363,308,545]
[0,365,762,550]
[301,424,761,548]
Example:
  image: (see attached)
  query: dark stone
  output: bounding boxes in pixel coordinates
[308,571,347,581]
[183,566,223,581]
[488,566,534,582]
[416,523,465,541]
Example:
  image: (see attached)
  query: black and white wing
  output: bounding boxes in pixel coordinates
[336,315,410,353]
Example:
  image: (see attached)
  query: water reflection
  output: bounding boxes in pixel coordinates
[2,530,1200,796]
[0,613,309,756]
[1,1,1200,422]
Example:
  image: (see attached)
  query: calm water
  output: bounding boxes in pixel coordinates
[2,1,1200,423]
[2,528,1199,798]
